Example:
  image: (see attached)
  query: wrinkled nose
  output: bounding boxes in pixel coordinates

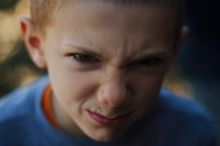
[97,76,131,110]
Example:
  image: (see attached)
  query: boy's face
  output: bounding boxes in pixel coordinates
[23,1,181,142]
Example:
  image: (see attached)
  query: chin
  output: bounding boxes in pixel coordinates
[92,136,116,142]
[87,130,122,142]
[90,134,114,142]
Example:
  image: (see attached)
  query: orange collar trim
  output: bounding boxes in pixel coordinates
[41,85,59,128]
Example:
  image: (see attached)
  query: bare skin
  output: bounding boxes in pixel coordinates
[20,1,184,142]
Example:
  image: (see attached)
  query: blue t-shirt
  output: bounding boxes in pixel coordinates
[0,77,217,146]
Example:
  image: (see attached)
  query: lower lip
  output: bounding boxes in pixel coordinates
[87,110,132,126]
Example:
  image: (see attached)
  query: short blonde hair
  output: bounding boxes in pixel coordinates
[30,0,185,35]
[30,0,61,34]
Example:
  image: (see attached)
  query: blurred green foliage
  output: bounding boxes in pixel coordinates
[0,0,19,10]
[0,41,45,97]
[0,0,45,97]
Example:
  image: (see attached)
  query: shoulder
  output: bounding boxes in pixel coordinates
[157,88,213,121]
[0,77,50,145]
[119,88,218,146]
[0,76,49,124]
[149,88,218,145]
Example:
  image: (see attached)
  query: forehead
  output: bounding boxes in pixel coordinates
[45,1,176,59]
[55,0,175,27]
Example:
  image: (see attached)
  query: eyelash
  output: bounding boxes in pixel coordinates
[70,53,99,64]
[67,53,164,70]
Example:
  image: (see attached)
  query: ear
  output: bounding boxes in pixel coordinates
[170,26,189,60]
[176,26,189,48]
[174,26,189,53]
[20,16,47,69]
[165,26,189,72]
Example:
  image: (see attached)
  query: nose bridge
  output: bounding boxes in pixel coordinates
[97,68,131,109]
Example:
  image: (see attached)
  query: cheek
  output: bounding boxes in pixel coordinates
[131,74,164,110]
[132,73,164,94]
[49,69,99,106]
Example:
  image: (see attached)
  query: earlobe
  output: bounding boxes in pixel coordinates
[20,16,47,69]
[31,48,47,68]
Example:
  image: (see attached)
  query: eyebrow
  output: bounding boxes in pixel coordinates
[135,51,169,59]
[127,50,170,64]
[63,44,170,63]
[63,44,102,58]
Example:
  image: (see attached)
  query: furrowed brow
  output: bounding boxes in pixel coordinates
[63,44,102,58]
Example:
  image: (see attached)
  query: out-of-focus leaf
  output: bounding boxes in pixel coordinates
[0,0,19,10]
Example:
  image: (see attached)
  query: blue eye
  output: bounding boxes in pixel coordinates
[72,54,99,64]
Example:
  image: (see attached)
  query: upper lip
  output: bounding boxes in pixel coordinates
[87,110,134,120]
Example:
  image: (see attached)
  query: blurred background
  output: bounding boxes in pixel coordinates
[0,0,219,142]
[0,0,44,98]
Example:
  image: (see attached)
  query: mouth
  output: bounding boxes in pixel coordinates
[86,110,133,126]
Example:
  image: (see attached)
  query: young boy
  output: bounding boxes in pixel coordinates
[0,0,217,145]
